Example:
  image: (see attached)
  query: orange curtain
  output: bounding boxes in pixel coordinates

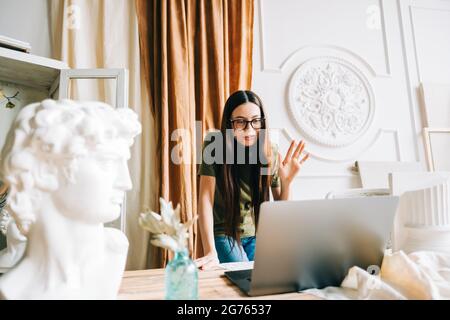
[136,0,254,267]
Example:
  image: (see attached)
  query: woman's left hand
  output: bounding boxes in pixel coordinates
[278,140,309,186]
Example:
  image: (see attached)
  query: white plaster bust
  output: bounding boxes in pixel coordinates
[0,99,141,299]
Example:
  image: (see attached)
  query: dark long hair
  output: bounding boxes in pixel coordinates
[220,90,272,247]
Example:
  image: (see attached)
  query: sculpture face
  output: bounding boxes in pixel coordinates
[52,149,132,224]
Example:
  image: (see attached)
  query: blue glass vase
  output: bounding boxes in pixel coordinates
[165,249,198,300]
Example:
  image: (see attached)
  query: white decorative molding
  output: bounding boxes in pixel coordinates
[256,0,267,74]
[396,0,421,161]
[409,6,424,83]
[278,126,401,163]
[409,5,450,82]
[288,57,375,148]
[378,0,392,76]
[273,128,355,177]
[262,44,380,77]
[397,1,450,162]
[277,127,402,178]
[257,0,392,77]
[384,128,402,161]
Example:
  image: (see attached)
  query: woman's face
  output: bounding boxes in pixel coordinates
[230,102,263,147]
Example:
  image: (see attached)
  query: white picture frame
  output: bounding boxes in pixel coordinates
[420,83,450,127]
[423,127,450,172]
[59,68,129,232]
[59,68,129,109]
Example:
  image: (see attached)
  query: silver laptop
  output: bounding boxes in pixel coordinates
[224,196,399,296]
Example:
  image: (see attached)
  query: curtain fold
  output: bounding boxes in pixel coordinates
[49,0,158,270]
[136,0,254,267]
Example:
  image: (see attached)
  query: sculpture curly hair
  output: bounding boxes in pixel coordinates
[0,99,141,235]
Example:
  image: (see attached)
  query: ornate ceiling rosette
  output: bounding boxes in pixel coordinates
[288,57,375,147]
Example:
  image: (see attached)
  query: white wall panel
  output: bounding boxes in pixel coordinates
[253,0,450,199]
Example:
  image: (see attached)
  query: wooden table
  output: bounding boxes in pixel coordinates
[118,267,319,300]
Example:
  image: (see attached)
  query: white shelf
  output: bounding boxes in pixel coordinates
[0,47,68,92]
[0,35,31,53]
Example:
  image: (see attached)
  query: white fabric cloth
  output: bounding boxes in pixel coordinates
[303,250,450,299]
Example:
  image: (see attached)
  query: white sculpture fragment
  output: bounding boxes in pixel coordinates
[0,99,141,299]
[0,207,27,273]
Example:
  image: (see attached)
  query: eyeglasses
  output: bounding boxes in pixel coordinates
[230,118,265,130]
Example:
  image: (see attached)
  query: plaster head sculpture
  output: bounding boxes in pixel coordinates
[0,99,141,299]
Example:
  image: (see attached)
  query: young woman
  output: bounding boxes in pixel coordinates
[195,90,309,270]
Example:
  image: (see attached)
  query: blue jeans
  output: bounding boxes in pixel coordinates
[214,236,256,263]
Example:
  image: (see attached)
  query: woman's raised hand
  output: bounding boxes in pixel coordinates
[278,140,309,185]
